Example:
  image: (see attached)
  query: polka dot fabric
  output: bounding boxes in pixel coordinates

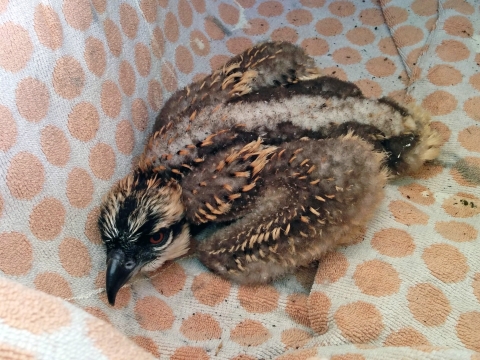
[0,276,154,359]
[306,1,480,358]
[0,0,478,359]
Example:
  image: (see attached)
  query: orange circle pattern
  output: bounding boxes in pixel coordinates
[0,0,478,359]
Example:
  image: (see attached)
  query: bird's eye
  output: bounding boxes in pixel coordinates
[149,232,165,244]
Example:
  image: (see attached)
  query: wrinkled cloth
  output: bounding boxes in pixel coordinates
[0,0,479,359]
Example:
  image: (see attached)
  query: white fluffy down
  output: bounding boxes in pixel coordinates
[145,94,422,168]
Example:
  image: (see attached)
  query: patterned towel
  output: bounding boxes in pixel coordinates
[0,0,478,359]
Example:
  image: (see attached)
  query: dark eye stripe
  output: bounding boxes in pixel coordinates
[170,218,186,238]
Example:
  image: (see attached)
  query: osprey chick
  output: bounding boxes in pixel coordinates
[98,42,441,305]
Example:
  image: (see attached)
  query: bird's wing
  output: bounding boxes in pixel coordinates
[197,135,388,284]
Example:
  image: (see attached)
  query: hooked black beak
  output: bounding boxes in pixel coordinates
[106,249,139,306]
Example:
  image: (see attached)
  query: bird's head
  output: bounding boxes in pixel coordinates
[98,169,190,305]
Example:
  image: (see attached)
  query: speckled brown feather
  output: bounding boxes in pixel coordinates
[196,134,388,283]
[181,138,277,224]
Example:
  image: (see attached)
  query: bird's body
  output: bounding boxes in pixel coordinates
[99,42,442,305]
